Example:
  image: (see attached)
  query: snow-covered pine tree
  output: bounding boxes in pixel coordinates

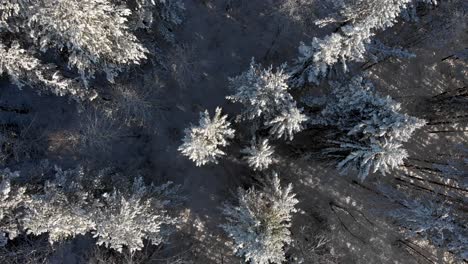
[92,177,180,253]
[179,107,235,166]
[227,60,307,140]
[221,172,298,264]
[290,0,412,86]
[266,107,308,140]
[241,139,276,171]
[0,0,149,100]
[0,166,180,253]
[22,167,96,244]
[312,76,425,180]
[329,139,409,181]
[227,60,293,121]
[27,0,148,87]
[318,76,425,142]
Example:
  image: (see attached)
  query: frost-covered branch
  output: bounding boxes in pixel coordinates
[310,76,425,179]
[330,139,409,180]
[92,177,179,252]
[290,0,412,86]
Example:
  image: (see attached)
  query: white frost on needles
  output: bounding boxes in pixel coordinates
[221,172,298,264]
[227,59,307,140]
[179,107,235,166]
[242,139,276,171]
[291,0,412,86]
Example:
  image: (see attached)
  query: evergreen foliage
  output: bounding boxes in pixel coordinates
[227,60,307,140]
[221,172,298,264]
[179,107,235,166]
[290,0,412,86]
[310,76,425,179]
[0,167,180,253]
[241,139,276,171]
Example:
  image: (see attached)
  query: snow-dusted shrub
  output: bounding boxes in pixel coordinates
[227,60,307,140]
[241,139,276,171]
[133,0,159,29]
[221,172,298,264]
[392,200,467,260]
[28,0,148,87]
[0,120,43,164]
[167,44,198,89]
[0,235,52,264]
[290,0,412,86]
[179,107,235,166]
[0,166,180,253]
[277,0,318,24]
[310,76,425,179]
